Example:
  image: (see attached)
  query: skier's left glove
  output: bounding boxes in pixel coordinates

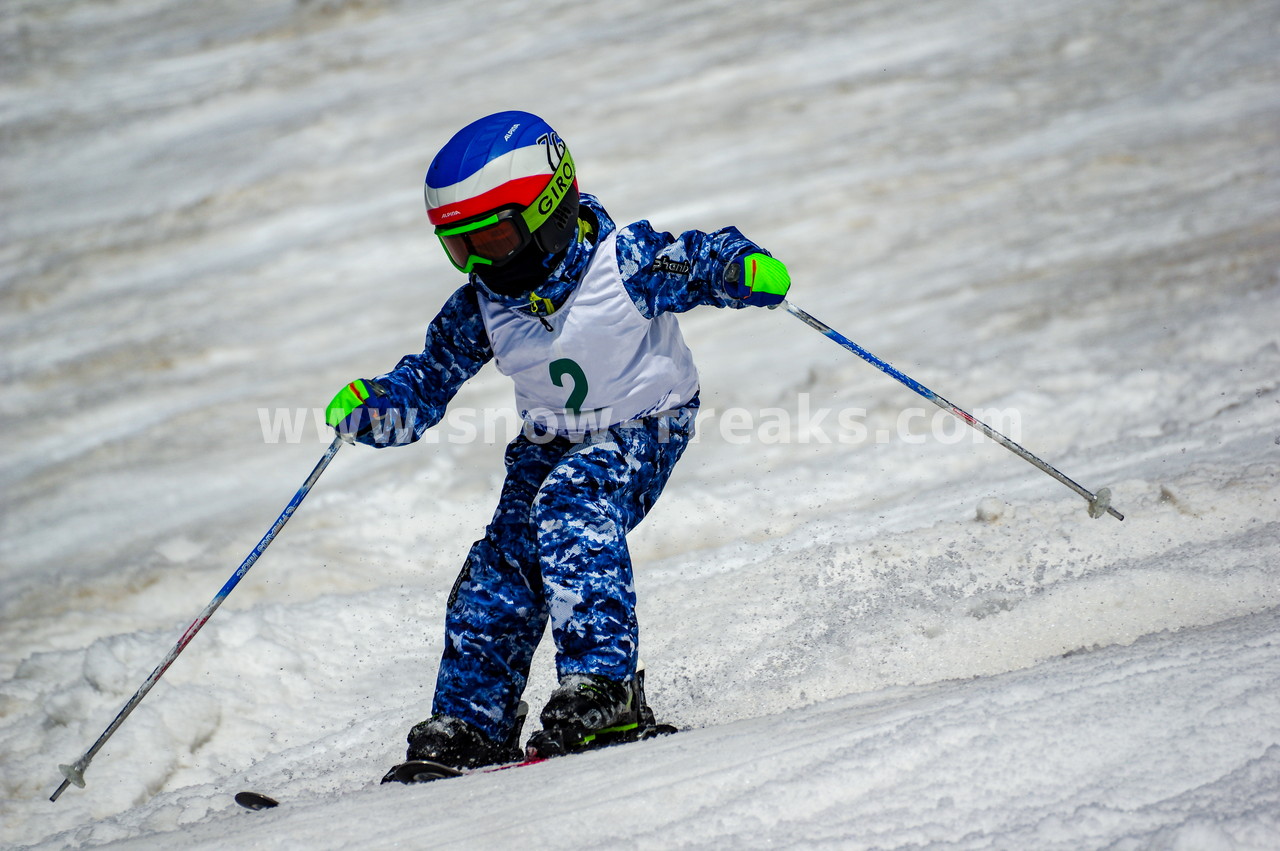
[325,378,399,444]
[724,252,791,308]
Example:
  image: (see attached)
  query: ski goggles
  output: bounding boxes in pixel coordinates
[435,150,576,274]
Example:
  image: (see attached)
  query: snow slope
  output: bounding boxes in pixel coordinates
[2,0,1278,847]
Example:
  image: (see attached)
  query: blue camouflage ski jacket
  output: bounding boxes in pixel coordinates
[363,193,769,444]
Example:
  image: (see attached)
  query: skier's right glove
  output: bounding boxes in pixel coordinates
[724,252,791,308]
[325,378,398,443]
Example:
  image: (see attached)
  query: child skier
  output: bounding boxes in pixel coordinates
[325,111,790,771]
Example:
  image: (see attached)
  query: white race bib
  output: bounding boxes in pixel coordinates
[478,231,699,434]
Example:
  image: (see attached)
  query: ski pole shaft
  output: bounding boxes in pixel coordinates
[50,435,346,802]
[782,301,1122,521]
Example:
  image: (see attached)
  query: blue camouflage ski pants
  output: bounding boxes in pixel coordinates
[430,402,696,743]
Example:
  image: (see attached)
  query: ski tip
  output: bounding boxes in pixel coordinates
[235,791,280,811]
[381,760,463,785]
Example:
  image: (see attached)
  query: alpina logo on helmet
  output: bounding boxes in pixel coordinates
[504,123,520,141]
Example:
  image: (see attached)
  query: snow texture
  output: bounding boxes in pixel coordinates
[2,0,1278,848]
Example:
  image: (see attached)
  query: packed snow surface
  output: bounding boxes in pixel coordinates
[2,0,1278,848]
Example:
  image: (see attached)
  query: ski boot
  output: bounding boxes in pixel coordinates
[382,701,528,783]
[525,666,672,758]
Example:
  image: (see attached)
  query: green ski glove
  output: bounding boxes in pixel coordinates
[325,378,395,442]
[725,252,791,307]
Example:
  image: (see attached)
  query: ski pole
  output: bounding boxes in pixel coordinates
[50,435,346,802]
[782,301,1123,521]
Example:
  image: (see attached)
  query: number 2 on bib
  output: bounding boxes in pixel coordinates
[549,358,589,414]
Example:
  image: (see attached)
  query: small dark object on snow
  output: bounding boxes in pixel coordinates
[234,791,280,811]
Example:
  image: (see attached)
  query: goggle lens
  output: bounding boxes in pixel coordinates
[436,211,531,273]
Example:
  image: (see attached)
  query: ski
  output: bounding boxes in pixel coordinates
[235,726,676,810]
[237,672,674,809]
[380,721,676,786]
[380,755,545,785]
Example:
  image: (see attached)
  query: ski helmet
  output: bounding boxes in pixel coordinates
[425,111,579,274]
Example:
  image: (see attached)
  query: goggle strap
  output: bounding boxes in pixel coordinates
[521,149,577,234]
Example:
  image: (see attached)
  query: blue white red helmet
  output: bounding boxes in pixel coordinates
[425,111,580,272]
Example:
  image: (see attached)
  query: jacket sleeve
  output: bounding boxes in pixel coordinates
[370,284,493,443]
[613,220,772,319]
